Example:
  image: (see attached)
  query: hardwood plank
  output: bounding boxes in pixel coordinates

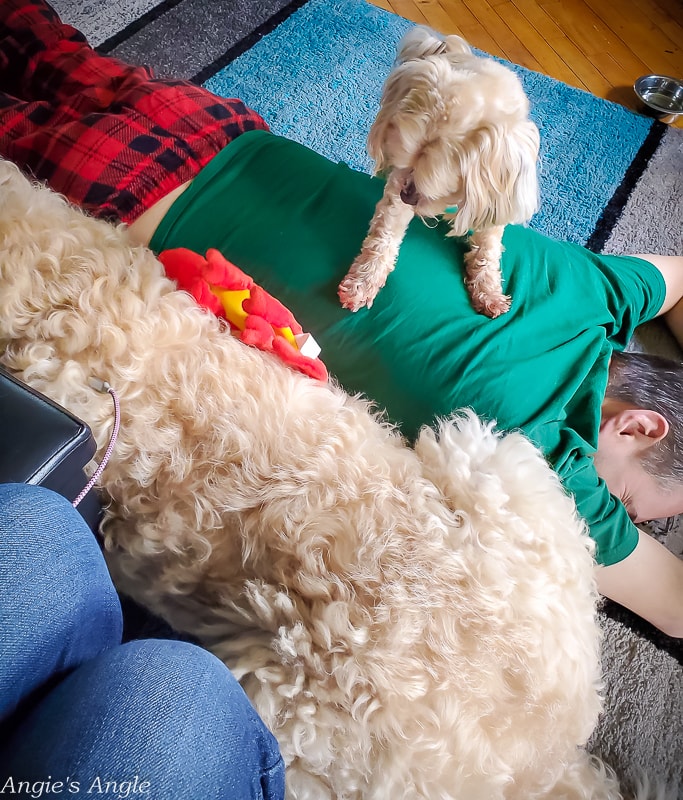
[506,0,566,45]
[428,0,506,53]
[457,23,504,58]
[412,0,464,35]
[546,33,614,98]
[546,0,658,86]
[546,0,669,77]
[587,49,635,91]
[631,0,683,67]
[441,0,506,57]
[385,0,430,24]
[371,0,394,12]
[580,0,682,77]
[460,0,544,70]
[540,0,614,57]
[433,0,479,28]
[495,0,589,89]
[649,0,683,26]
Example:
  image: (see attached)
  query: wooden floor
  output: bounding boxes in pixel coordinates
[369,0,683,127]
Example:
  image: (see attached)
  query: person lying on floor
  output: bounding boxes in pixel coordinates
[1,0,682,638]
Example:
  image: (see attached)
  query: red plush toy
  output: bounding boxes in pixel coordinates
[158,247,328,382]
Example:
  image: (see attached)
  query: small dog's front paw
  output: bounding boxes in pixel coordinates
[338,272,380,312]
[339,252,396,312]
[338,278,377,312]
[470,291,511,318]
[463,241,510,318]
[472,294,511,319]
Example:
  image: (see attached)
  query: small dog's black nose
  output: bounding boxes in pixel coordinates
[400,181,419,206]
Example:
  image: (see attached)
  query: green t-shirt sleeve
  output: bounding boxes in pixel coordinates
[547,251,662,566]
[559,442,640,565]
[586,251,667,349]
[540,247,663,568]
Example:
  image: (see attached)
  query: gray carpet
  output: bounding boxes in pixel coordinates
[592,123,683,797]
[48,0,683,794]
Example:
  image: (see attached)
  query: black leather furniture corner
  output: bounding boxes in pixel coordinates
[0,364,191,641]
[0,365,101,530]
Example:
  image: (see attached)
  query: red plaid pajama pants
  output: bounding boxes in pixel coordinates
[0,0,269,224]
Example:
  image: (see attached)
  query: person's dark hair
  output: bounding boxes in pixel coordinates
[607,350,683,490]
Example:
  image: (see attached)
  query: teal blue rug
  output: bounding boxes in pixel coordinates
[204,0,658,247]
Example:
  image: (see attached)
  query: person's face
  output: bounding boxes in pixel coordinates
[594,401,683,523]
[594,446,683,524]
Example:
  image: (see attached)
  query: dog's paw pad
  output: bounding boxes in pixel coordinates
[472,292,511,318]
[338,279,373,312]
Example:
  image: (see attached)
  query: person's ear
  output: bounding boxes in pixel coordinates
[609,408,669,450]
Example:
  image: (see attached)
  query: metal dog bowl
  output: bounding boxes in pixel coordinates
[634,74,683,123]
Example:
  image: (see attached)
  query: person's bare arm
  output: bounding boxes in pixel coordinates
[596,529,683,638]
[635,254,683,348]
[595,255,683,636]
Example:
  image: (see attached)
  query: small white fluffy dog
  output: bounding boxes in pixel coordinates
[0,159,633,800]
[338,27,540,317]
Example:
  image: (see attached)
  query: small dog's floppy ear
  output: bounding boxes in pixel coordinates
[449,119,540,235]
[367,107,393,175]
[503,118,541,221]
[396,26,448,62]
[367,71,448,175]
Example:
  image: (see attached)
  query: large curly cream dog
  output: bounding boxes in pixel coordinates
[0,158,623,799]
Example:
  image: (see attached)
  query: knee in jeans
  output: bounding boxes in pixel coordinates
[0,483,122,651]
[119,640,284,768]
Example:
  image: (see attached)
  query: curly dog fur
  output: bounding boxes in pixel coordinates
[0,158,628,799]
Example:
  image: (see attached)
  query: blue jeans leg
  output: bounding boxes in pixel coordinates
[0,483,123,723]
[0,483,285,799]
[1,639,286,800]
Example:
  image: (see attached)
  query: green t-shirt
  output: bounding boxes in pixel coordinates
[150,129,666,566]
